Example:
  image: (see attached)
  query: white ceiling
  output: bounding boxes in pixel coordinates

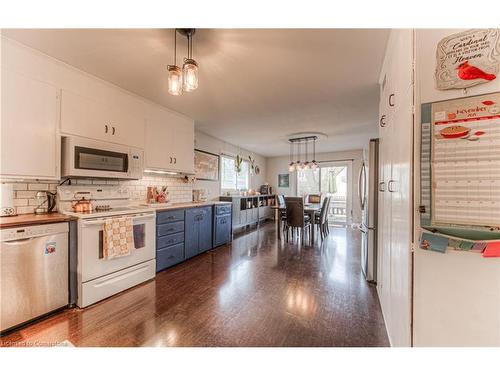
[2,29,389,157]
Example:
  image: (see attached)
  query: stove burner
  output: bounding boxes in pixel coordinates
[95,205,111,211]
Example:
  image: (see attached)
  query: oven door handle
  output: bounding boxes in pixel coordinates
[82,213,156,226]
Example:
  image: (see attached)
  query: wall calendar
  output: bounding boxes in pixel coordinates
[420,92,500,229]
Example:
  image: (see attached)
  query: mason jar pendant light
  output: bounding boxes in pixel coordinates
[288,140,296,172]
[303,140,310,170]
[311,138,319,170]
[167,29,183,96]
[168,29,199,96]
[177,28,198,92]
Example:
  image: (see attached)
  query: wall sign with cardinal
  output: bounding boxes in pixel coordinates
[435,29,500,90]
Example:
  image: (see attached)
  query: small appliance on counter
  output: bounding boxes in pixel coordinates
[0,183,16,217]
[260,184,273,195]
[34,191,57,214]
[192,189,208,202]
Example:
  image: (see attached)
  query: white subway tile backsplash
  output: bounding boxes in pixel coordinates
[16,191,36,199]
[13,198,28,206]
[13,183,28,190]
[5,174,193,213]
[28,183,49,190]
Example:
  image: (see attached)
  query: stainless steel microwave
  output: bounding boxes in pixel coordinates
[62,136,143,180]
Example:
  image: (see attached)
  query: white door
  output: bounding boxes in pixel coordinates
[110,107,145,149]
[170,116,195,174]
[61,90,145,148]
[320,161,353,226]
[296,161,353,226]
[1,69,60,179]
[60,89,111,142]
[144,108,194,173]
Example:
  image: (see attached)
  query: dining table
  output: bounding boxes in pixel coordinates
[271,203,322,244]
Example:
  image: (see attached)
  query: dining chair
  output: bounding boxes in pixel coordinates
[307,194,322,204]
[277,195,287,234]
[315,196,331,240]
[284,197,311,245]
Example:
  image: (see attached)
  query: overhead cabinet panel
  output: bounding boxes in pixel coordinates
[144,108,194,173]
[1,69,60,179]
[60,90,144,148]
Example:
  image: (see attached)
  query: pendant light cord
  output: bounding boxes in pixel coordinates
[173,29,177,65]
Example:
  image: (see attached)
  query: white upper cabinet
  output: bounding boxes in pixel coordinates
[144,108,194,174]
[60,90,145,149]
[1,69,60,180]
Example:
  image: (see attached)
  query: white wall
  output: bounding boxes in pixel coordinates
[265,149,364,224]
[193,130,267,201]
[413,29,500,346]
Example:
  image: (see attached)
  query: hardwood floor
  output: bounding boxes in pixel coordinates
[1,222,389,347]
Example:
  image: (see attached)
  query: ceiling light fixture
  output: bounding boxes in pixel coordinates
[168,29,199,96]
[167,29,183,96]
[288,136,318,173]
[180,29,198,92]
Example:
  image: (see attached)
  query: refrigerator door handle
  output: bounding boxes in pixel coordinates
[358,161,367,210]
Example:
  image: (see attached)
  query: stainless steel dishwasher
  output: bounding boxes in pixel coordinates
[1,222,69,332]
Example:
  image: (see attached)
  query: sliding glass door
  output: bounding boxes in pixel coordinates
[296,161,352,226]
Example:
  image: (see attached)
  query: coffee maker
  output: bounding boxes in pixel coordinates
[34,191,57,214]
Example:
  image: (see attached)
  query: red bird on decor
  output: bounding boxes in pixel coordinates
[457,61,497,81]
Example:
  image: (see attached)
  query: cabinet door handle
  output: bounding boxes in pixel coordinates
[379,181,386,192]
[380,115,386,127]
[169,157,173,164]
[388,180,397,193]
[174,157,177,164]
[389,94,395,107]
[105,124,109,133]
[112,126,116,135]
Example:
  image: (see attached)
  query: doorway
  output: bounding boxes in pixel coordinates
[296,161,352,226]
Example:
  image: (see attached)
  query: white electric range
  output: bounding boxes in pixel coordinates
[58,185,156,308]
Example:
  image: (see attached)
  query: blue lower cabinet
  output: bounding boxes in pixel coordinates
[185,206,213,259]
[214,213,232,247]
[156,243,184,271]
[156,209,185,273]
[157,231,184,249]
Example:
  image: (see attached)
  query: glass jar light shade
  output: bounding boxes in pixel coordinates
[183,58,199,92]
[288,162,295,172]
[167,65,183,96]
[311,160,319,170]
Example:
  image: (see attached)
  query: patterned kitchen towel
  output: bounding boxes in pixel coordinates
[103,217,134,259]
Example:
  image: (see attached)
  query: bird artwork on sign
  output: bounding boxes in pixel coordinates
[457,61,497,82]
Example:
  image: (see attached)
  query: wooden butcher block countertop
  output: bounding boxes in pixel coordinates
[0,213,76,229]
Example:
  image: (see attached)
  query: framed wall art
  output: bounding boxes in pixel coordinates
[278,173,290,188]
[435,28,500,90]
[194,149,220,181]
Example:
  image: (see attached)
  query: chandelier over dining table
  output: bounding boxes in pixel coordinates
[167,28,199,96]
[288,136,319,172]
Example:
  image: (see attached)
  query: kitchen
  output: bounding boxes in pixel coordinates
[1,4,500,374]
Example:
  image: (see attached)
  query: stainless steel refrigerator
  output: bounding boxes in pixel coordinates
[358,138,378,283]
